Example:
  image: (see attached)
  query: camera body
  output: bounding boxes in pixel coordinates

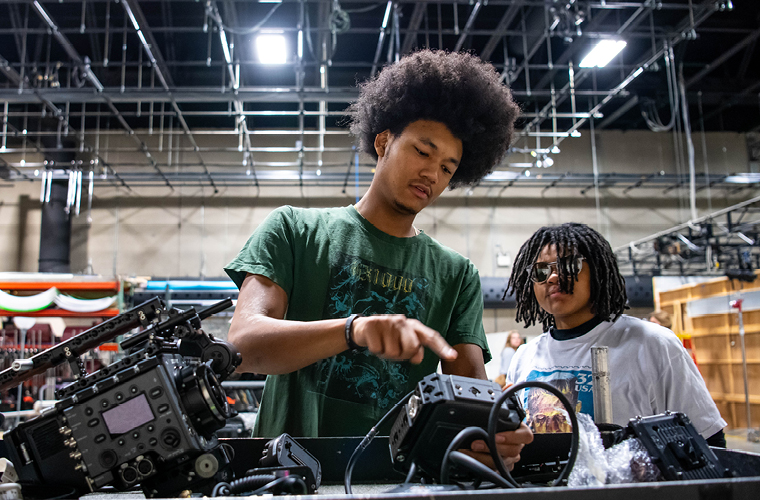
[1,298,241,498]
[389,373,525,480]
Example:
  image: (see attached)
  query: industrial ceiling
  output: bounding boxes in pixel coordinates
[0,0,757,192]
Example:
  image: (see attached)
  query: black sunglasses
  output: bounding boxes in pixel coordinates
[527,256,585,283]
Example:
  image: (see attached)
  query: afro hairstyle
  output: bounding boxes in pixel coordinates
[347,50,519,188]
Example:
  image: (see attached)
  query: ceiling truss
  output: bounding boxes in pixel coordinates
[0,0,757,192]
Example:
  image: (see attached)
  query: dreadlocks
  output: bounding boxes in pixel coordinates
[507,223,627,331]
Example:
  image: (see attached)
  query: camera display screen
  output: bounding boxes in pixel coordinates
[102,394,155,435]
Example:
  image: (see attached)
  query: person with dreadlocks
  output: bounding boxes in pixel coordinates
[225,49,532,466]
[505,223,726,445]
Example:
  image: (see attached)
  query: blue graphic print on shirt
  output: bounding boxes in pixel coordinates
[522,369,594,433]
[314,253,430,410]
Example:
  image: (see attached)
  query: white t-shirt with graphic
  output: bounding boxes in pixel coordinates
[506,315,726,438]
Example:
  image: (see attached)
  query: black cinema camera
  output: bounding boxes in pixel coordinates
[389,373,525,481]
[0,298,242,498]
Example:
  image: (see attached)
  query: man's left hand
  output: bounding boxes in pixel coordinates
[461,422,534,470]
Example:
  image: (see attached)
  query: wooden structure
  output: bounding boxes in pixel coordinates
[657,275,760,429]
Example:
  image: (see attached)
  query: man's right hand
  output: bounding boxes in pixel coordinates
[351,314,458,364]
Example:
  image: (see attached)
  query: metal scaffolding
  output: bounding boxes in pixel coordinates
[0,0,756,191]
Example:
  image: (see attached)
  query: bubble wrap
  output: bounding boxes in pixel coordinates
[567,413,661,487]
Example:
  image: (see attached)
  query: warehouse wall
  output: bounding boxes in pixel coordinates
[0,129,752,337]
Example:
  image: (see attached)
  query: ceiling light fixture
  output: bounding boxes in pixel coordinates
[579,40,627,68]
[256,34,287,65]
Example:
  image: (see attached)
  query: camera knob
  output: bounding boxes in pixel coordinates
[69,451,82,461]
[59,427,72,436]
[64,438,77,448]
[74,462,87,473]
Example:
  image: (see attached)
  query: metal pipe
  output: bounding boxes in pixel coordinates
[103,0,110,66]
[453,1,482,51]
[730,299,754,439]
[15,328,27,426]
[75,169,82,216]
[370,1,393,77]
[39,168,47,203]
[1,101,7,150]
[45,170,52,203]
[591,346,613,425]
[679,69,698,221]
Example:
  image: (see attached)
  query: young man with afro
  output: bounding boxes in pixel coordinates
[505,222,726,446]
[225,50,533,467]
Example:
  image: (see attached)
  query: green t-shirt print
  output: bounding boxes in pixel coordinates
[314,252,430,411]
[225,205,489,437]
[325,252,430,319]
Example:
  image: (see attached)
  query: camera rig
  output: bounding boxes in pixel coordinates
[0,298,242,498]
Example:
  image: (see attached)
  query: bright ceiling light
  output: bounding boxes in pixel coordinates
[579,40,627,68]
[256,34,287,64]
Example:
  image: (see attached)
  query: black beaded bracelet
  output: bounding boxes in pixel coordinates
[345,313,364,351]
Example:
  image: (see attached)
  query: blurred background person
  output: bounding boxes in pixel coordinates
[495,331,523,387]
[648,310,673,330]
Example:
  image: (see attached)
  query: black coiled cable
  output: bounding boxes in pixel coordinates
[487,381,579,487]
[212,473,307,496]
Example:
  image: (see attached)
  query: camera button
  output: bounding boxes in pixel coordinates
[147,425,155,432]
[101,399,109,409]
[149,437,158,447]
[149,387,163,399]
[115,392,124,402]
[132,431,140,440]
[118,439,126,446]
[95,434,106,444]
[130,385,139,394]
[88,418,100,427]
[157,404,170,414]
[85,407,94,416]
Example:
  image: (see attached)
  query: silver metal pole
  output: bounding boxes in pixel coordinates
[15,328,27,426]
[591,346,613,424]
[730,299,755,441]
[679,70,698,221]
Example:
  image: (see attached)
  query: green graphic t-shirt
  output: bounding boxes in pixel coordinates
[225,205,489,437]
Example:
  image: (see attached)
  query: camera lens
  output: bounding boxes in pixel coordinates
[175,363,232,438]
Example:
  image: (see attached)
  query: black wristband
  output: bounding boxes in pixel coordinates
[345,313,364,351]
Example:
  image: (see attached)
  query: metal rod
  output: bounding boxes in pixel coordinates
[1,101,7,150]
[591,346,613,425]
[75,169,82,216]
[121,14,127,93]
[45,170,52,203]
[15,327,27,426]
[730,299,754,438]
[370,1,393,77]
[103,0,110,66]
[39,167,47,203]
[679,68,698,221]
